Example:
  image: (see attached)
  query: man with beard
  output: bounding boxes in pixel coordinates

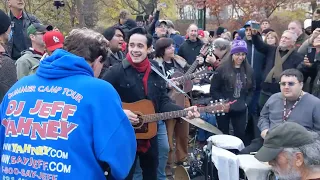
[102,27,200,180]
[100,26,125,77]
[0,10,16,101]
[255,122,320,180]
[241,69,320,154]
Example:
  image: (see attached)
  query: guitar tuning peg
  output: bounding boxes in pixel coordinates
[215,100,218,103]
[217,114,220,116]
[210,101,213,104]
[222,113,225,116]
[212,111,215,113]
[219,99,223,102]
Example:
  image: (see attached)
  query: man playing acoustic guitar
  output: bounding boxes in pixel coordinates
[102,27,201,180]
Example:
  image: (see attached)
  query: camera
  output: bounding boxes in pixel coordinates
[54,0,65,9]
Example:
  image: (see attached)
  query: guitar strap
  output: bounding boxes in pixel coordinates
[151,65,190,99]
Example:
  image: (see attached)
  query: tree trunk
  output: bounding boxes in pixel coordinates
[75,0,85,27]
[311,0,317,13]
[83,0,98,28]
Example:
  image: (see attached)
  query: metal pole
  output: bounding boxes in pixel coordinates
[203,0,206,30]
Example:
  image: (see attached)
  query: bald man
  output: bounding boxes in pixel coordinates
[177,24,204,64]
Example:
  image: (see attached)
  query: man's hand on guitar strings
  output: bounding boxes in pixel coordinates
[184,106,200,119]
[124,109,139,125]
[167,78,180,89]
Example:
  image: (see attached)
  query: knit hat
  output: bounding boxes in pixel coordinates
[0,10,11,35]
[231,37,248,54]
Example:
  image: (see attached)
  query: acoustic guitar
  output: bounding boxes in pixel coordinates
[168,67,213,107]
[122,99,231,139]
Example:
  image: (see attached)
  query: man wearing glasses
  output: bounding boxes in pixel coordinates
[15,23,52,80]
[240,69,320,154]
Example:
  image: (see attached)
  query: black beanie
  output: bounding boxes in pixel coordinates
[0,10,11,35]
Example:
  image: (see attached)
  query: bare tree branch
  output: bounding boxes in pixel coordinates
[121,0,143,14]
[32,0,52,14]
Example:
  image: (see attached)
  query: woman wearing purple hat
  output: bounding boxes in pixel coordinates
[210,37,255,143]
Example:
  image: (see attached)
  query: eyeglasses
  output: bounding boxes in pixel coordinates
[279,82,297,86]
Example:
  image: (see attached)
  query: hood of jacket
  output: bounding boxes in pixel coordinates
[36,49,94,79]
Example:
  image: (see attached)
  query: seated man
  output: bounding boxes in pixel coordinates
[240,69,320,154]
[255,122,320,180]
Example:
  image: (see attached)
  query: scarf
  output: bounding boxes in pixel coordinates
[126,53,151,153]
[265,46,294,83]
[126,53,151,95]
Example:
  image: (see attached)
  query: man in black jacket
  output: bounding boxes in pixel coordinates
[7,0,41,60]
[103,27,199,180]
[251,29,304,107]
[178,24,204,65]
[100,26,125,77]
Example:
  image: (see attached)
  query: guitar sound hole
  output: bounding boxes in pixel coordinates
[135,124,149,133]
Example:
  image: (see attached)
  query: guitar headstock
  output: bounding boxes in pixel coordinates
[194,66,214,79]
[204,99,232,116]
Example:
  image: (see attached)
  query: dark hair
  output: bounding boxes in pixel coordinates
[280,69,304,82]
[144,15,149,22]
[136,15,144,22]
[127,27,153,48]
[219,55,254,89]
[102,26,125,41]
[209,30,215,37]
[261,19,270,24]
[232,31,239,40]
[64,28,109,63]
[155,38,173,58]
[119,9,130,19]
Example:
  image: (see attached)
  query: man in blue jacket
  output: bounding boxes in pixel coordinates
[0,28,137,179]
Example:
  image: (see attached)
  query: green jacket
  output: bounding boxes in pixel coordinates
[15,49,42,80]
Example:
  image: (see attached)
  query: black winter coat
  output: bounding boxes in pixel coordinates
[102,59,182,113]
[252,34,303,94]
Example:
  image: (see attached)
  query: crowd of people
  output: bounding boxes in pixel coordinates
[1,0,320,180]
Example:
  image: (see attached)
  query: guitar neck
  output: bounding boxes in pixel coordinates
[141,107,208,123]
[175,73,196,84]
[185,59,199,75]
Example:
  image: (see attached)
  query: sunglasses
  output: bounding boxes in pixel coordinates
[279,82,297,86]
